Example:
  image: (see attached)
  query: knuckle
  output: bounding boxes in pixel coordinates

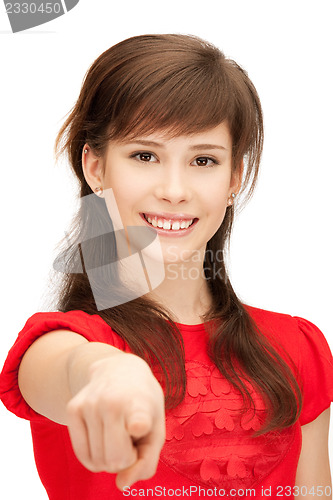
[99,390,127,411]
[83,397,99,413]
[79,459,103,473]
[66,399,81,417]
[82,455,121,474]
[67,395,99,417]
[90,464,107,473]
[100,393,121,411]
[93,460,108,472]
[104,460,126,474]
[105,449,135,473]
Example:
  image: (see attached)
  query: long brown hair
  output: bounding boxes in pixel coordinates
[50,33,302,435]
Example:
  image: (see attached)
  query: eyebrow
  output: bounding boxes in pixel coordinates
[125,140,227,151]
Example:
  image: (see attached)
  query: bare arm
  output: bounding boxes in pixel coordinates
[17,330,165,489]
[295,407,332,498]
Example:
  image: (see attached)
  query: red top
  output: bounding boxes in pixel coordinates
[0,305,332,500]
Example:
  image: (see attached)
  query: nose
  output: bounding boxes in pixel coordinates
[154,164,192,204]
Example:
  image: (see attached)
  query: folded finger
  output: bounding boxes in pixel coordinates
[67,405,93,471]
[103,413,137,472]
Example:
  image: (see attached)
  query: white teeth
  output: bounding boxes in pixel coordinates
[144,214,195,230]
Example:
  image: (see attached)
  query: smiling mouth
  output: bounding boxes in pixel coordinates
[142,214,198,231]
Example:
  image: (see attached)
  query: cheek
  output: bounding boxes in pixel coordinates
[204,183,229,227]
[207,182,229,210]
[104,170,137,207]
[107,165,149,197]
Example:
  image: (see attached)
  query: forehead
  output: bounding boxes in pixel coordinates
[114,122,232,150]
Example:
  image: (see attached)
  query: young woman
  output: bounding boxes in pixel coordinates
[0,34,332,500]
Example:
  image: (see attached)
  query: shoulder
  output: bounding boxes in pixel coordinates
[243,302,329,342]
[17,309,128,351]
[244,303,296,329]
[243,303,300,348]
[243,303,332,365]
[243,303,333,425]
[0,309,130,421]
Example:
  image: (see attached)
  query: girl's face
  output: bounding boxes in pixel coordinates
[83,122,242,265]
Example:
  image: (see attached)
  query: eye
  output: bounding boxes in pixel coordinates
[192,156,219,168]
[130,151,158,163]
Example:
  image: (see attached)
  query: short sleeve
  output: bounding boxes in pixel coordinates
[294,316,333,425]
[0,310,128,422]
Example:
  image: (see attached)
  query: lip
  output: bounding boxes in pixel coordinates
[142,212,197,221]
[139,213,199,237]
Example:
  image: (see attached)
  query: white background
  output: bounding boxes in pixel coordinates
[0,0,332,497]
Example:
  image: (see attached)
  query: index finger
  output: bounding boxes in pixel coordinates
[116,414,166,490]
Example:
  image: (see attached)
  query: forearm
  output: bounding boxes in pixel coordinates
[18,330,128,425]
[295,408,332,499]
[18,329,165,487]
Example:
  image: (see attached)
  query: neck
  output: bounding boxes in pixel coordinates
[144,258,213,325]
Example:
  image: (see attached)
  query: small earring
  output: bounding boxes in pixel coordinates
[84,149,88,154]
[227,192,236,206]
[94,187,103,197]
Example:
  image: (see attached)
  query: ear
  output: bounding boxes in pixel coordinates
[81,144,104,194]
[229,159,244,196]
